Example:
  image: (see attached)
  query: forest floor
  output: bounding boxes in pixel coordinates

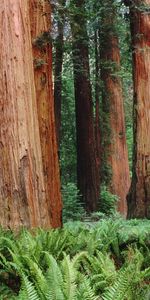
[0,217,150,299]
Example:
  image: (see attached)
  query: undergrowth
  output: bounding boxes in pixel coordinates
[0,217,150,299]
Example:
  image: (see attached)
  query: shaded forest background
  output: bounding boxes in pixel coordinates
[53,0,133,220]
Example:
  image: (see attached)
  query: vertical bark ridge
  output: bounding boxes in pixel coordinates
[29,0,62,227]
[0,0,52,228]
[127,0,150,218]
[100,1,130,215]
[0,0,62,229]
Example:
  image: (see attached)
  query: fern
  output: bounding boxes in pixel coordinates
[0,283,16,299]
[22,256,48,299]
[44,252,64,299]
[102,269,129,300]
[18,274,40,300]
[61,254,77,300]
[77,274,99,300]
[82,250,117,294]
[0,219,149,299]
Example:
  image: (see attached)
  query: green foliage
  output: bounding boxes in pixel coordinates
[102,268,129,300]
[0,284,17,299]
[119,15,133,173]
[60,62,77,184]
[0,219,150,299]
[33,58,47,69]
[126,125,133,173]
[32,32,52,49]
[102,247,150,300]
[100,185,118,215]
[62,183,85,222]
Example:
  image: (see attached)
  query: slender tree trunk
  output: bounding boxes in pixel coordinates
[94,30,101,179]
[126,0,150,218]
[100,0,130,215]
[29,0,62,228]
[0,0,62,229]
[54,0,66,147]
[70,0,100,212]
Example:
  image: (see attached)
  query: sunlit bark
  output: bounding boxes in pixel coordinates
[127,0,150,218]
[0,0,62,229]
[30,0,62,227]
[100,0,130,215]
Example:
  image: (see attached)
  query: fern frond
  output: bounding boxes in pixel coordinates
[22,256,48,298]
[19,274,40,300]
[71,251,88,268]
[44,252,64,299]
[61,254,77,300]
[102,269,129,300]
[77,274,99,300]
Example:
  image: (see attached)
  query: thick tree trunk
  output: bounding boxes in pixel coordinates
[100,0,130,215]
[0,0,62,229]
[29,0,62,227]
[71,0,100,212]
[127,0,150,218]
[54,0,66,147]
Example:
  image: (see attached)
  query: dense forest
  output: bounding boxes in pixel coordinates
[0,0,150,299]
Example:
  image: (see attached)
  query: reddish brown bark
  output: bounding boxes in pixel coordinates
[0,0,56,229]
[71,0,100,212]
[29,0,62,227]
[127,0,150,218]
[100,1,130,215]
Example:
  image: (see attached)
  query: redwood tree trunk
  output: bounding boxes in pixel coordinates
[0,0,62,229]
[70,0,100,211]
[127,0,150,218]
[29,0,62,228]
[100,0,130,215]
[54,0,66,147]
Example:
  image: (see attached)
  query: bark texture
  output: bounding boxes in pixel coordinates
[71,0,100,211]
[0,0,62,229]
[30,0,62,227]
[127,0,150,218]
[100,0,130,215]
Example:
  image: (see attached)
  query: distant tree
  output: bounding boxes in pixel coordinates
[70,0,100,212]
[0,0,62,229]
[100,0,130,215]
[125,0,150,218]
[60,64,77,184]
[94,29,101,184]
[54,0,66,147]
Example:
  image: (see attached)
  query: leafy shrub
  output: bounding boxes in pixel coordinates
[126,125,133,173]
[100,185,118,215]
[62,182,85,222]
